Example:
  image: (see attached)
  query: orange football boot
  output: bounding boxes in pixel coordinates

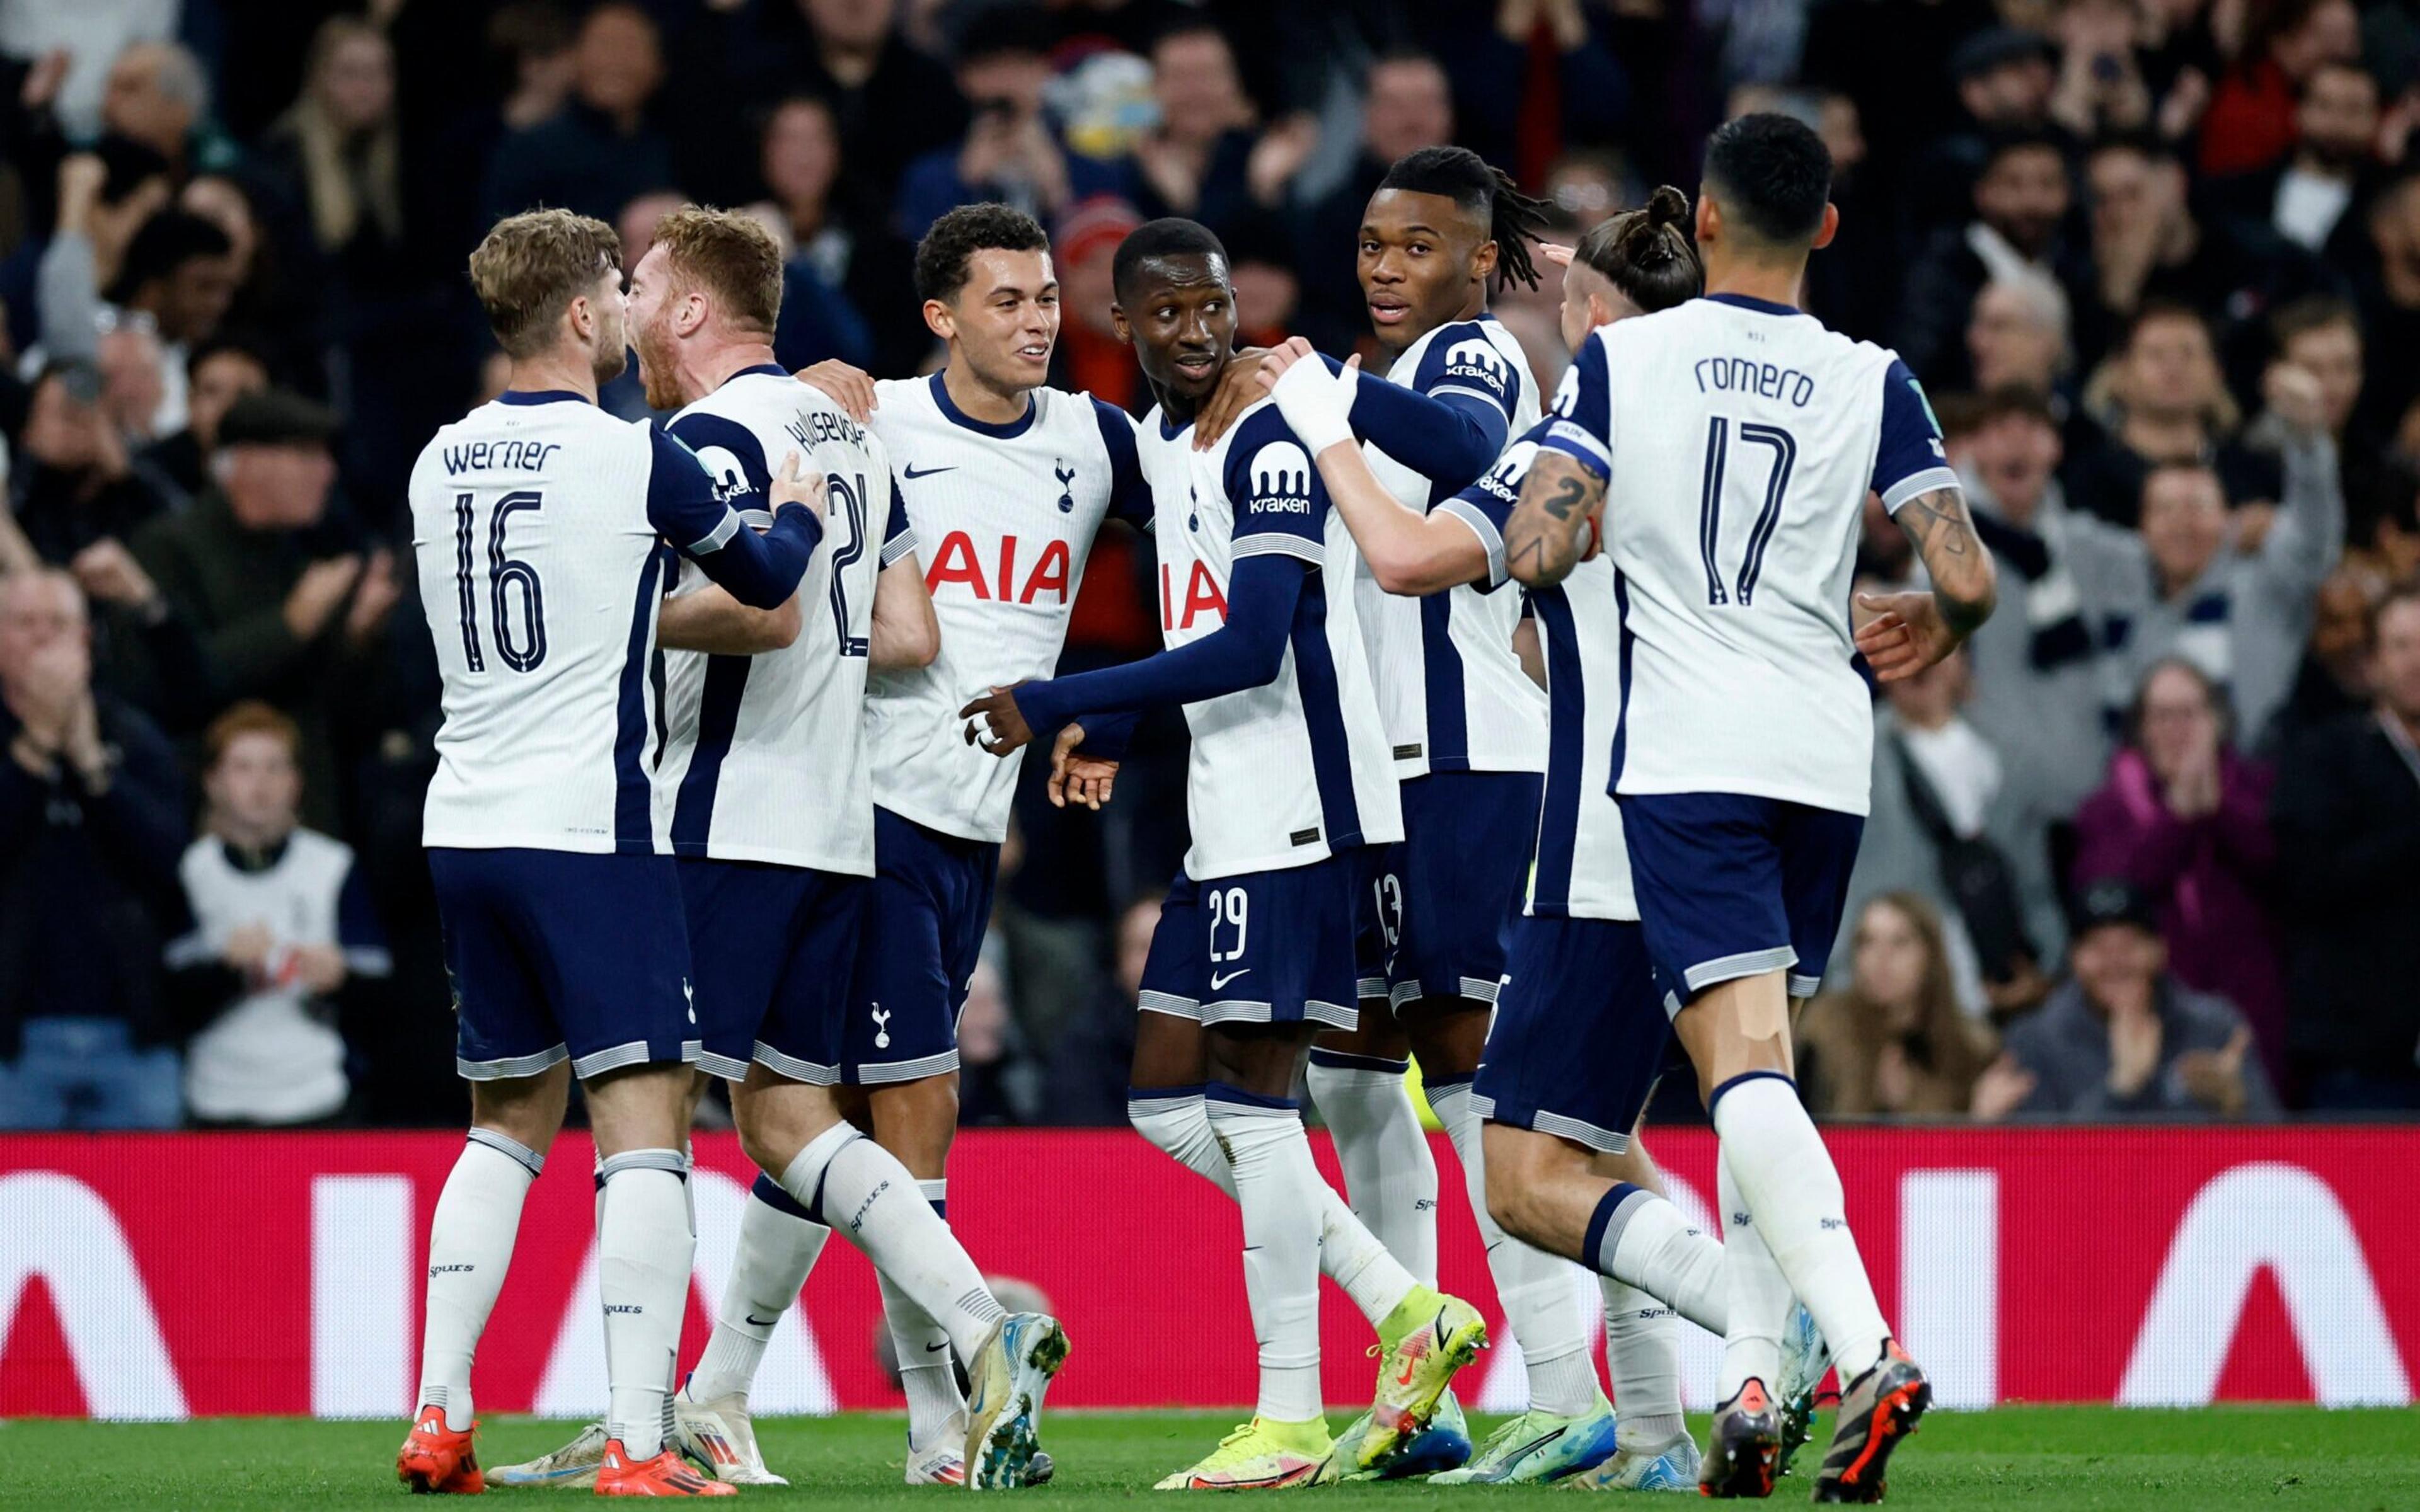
[398,1405,485,1494]
[593,1439,737,1498]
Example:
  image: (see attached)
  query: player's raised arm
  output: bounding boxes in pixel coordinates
[868,474,940,670]
[1506,329,1613,588]
[647,432,826,609]
[1853,362,1998,680]
[1257,338,1494,595]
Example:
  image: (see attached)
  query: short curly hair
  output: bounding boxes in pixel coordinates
[469,208,621,358]
[914,202,1049,304]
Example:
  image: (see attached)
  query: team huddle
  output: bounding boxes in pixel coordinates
[395,110,1996,1502]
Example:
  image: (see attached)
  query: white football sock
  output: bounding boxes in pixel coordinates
[1129,1086,1415,1327]
[1711,1074,1889,1383]
[1430,1080,1598,1417]
[598,1150,695,1460]
[416,1128,541,1431]
[885,1179,967,1453]
[1206,1087,1325,1424]
[1602,1276,1685,1450]
[1305,1051,1438,1287]
[777,1124,1003,1361]
[1714,1145,1790,1402]
[688,1175,829,1404]
[1587,1183,1727,1333]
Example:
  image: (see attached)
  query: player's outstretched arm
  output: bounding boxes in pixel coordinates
[959,555,1308,755]
[1853,484,1999,682]
[657,586,801,655]
[1257,338,1488,595]
[1503,450,1604,588]
[650,438,828,610]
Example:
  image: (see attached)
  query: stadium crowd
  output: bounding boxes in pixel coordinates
[0,0,2416,1130]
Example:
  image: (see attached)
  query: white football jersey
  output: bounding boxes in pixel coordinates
[1359,315,1548,777]
[410,391,776,852]
[1138,398,1403,879]
[1541,295,1956,816]
[863,374,1151,843]
[654,367,901,873]
[1443,425,1636,920]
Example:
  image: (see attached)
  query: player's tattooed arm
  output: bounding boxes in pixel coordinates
[1504,450,1605,588]
[1894,484,1998,637]
[1854,484,2000,682]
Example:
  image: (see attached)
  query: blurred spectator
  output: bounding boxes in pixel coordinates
[1839,649,2046,1016]
[2269,560,2383,741]
[1126,20,1310,238]
[9,358,173,564]
[1952,389,2106,957]
[490,0,578,133]
[1912,27,2058,232]
[2356,173,2420,437]
[1799,893,1998,1118]
[2066,302,2276,524]
[957,953,1036,1127]
[141,336,270,502]
[1044,893,1161,1126]
[704,0,966,203]
[130,389,395,831]
[483,1,675,227]
[1989,879,2280,1120]
[894,9,1112,241]
[2045,0,2169,143]
[0,5,168,142]
[1054,195,1145,408]
[2200,0,2360,177]
[2078,364,2344,740]
[98,39,234,180]
[263,18,406,288]
[2073,660,2286,1080]
[1966,273,2073,398]
[166,702,388,1127]
[1424,0,1629,181]
[2271,585,2420,1109]
[1299,52,1455,345]
[2081,134,2329,386]
[0,568,188,1130]
[752,94,913,374]
[1898,130,2092,391]
[2253,295,2415,557]
[2208,60,2383,263]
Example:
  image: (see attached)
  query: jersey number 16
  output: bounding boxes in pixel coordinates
[452,490,547,673]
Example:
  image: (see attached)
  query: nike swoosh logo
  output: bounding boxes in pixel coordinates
[925,1342,951,1353]
[1209,968,1250,990]
[902,464,956,479]
[746,1314,780,1328]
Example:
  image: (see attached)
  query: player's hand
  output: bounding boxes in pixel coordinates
[959,683,1035,756]
[795,359,876,422]
[1852,590,1961,682]
[1192,347,1271,450]
[1257,338,1359,455]
[1538,241,1576,268]
[770,450,829,522]
[1047,722,1120,810]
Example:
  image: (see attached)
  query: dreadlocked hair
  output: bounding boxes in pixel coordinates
[1572,185,1702,314]
[1376,145,1553,292]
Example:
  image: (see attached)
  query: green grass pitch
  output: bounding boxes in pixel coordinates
[2,1407,2415,1508]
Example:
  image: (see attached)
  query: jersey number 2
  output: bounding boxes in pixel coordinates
[1695,418,1796,607]
[826,472,869,657]
[452,490,547,672]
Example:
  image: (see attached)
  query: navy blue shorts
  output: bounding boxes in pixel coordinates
[431,847,694,1082]
[843,808,1000,1085]
[1473,914,1679,1152]
[1379,770,1542,1011]
[677,858,867,1085]
[1616,792,1864,1014]
[1136,850,1368,1032]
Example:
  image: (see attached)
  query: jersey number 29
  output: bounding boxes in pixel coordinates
[452,490,547,672]
[1695,418,1796,608]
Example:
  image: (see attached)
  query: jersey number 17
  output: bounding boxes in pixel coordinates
[1695,418,1797,609]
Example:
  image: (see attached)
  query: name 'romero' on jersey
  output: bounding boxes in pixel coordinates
[408,391,778,853]
[654,367,902,874]
[1360,314,1547,777]
[1139,398,1402,880]
[863,374,1151,844]
[1538,294,1956,817]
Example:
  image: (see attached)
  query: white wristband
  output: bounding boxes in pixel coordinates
[1268,355,1356,457]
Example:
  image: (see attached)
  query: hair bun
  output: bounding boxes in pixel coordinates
[1644,185,1690,227]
